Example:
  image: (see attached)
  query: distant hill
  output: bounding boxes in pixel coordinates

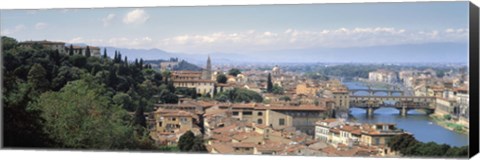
[144,59,203,71]
[173,60,203,71]
[99,42,468,64]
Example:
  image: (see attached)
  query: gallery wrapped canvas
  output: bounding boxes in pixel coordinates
[1,1,479,159]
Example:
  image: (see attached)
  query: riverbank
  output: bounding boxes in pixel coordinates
[429,114,469,135]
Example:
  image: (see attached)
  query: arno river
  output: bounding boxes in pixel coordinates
[344,82,468,147]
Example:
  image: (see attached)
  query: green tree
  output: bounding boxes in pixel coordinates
[178,131,195,151]
[272,84,284,94]
[31,78,137,149]
[28,63,49,92]
[443,114,452,120]
[1,36,18,51]
[85,46,91,57]
[216,73,228,84]
[228,68,241,77]
[69,54,87,68]
[103,48,108,59]
[69,44,74,56]
[177,131,206,152]
[134,105,147,129]
[279,96,291,102]
[267,73,273,93]
[112,92,135,111]
[191,136,207,152]
[215,88,263,103]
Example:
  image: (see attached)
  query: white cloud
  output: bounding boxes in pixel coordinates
[1,24,27,35]
[35,22,48,30]
[157,27,469,53]
[54,27,468,54]
[102,14,116,27]
[123,9,149,25]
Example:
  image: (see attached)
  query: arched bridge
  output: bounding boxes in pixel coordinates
[348,88,405,96]
[349,95,436,116]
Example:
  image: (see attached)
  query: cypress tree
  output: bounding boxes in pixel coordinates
[118,52,122,63]
[267,73,273,93]
[69,44,74,56]
[85,46,91,57]
[114,51,118,62]
[134,105,147,128]
[139,58,144,69]
[103,48,107,59]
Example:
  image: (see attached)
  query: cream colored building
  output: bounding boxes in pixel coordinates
[296,83,320,96]
[368,70,398,84]
[217,103,328,135]
[332,89,350,112]
[153,109,198,133]
[173,79,215,97]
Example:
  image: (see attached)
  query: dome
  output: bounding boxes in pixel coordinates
[272,65,280,72]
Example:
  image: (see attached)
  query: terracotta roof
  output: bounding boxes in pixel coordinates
[231,142,256,148]
[210,134,232,142]
[210,143,235,154]
[212,124,237,133]
[258,105,326,111]
[19,40,65,45]
[173,79,216,83]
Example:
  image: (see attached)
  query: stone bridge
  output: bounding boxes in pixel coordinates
[349,95,436,116]
[348,88,405,96]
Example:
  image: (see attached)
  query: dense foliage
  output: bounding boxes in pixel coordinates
[388,134,468,157]
[177,131,207,152]
[215,88,263,103]
[228,68,241,77]
[272,84,284,95]
[2,36,177,149]
[216,73,228,84]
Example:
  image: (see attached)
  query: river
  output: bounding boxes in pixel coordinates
[344,81,469,147]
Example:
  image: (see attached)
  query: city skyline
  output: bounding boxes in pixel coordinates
[1,2,469,62]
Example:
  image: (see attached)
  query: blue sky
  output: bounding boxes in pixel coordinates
[1,2,469,54]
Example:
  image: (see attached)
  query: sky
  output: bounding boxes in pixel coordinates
[0,2,470,57]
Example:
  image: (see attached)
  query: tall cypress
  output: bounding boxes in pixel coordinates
[69,44,74,56]
[117,52,122,63]
[114,51,118,62]
[134,105,147,128]
[85,46,91,57]
[267,73,273,93]
[103,48,107,59]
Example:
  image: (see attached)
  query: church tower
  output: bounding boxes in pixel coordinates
[202,55,212,80]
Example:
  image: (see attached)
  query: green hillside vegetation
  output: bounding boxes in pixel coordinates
[173,60,202,71]
[2,36,178,150]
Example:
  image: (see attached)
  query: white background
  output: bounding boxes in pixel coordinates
[1,0,479,160]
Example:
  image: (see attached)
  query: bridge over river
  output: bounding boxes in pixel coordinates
[349,95,436,116]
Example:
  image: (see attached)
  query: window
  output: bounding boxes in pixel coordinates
[257,112,263,116]
[279,118,285,126]
[172,118,176,121]
[257,119,263,124]
[232,112,239,116]
[243,111,252,115]
[374,138,380,145]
